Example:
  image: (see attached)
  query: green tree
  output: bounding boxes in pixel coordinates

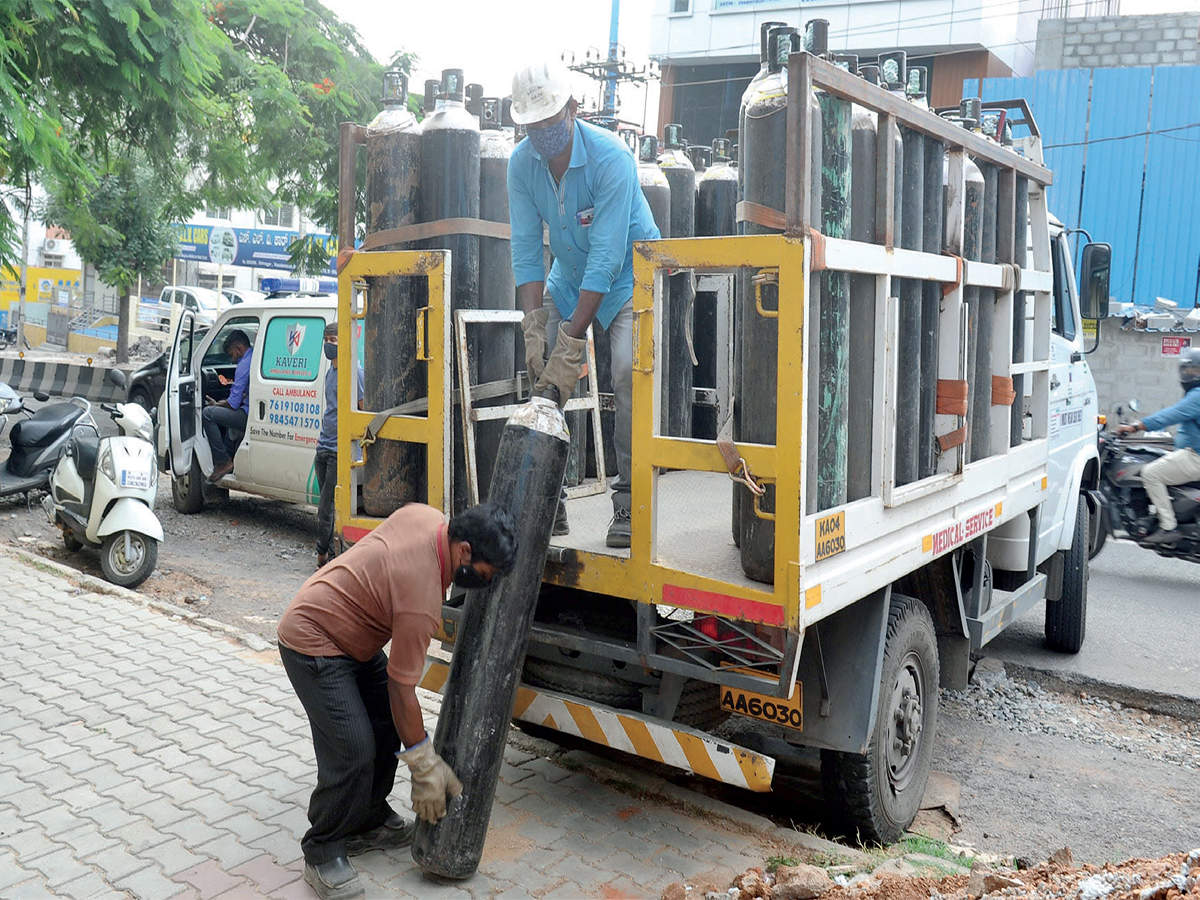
[44,160,179,362]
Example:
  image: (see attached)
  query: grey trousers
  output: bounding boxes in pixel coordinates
[1141,447,1200,530]
[545,297,633,502]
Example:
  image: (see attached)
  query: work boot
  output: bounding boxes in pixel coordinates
[553,500,570,536]
[209,459,234,483]
[606,496,631,549]
[303,856,364,900]
[1143,528,1179,546]
[345,812,414,856]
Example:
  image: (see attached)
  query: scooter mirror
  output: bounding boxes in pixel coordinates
[33,390,49,402]
[106,368,127,389]
[1128,399,1139,413]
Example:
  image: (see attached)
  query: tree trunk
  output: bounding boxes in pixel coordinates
[116,282,131,364]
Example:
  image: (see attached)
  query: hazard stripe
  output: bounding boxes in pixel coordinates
[417,657,775,792]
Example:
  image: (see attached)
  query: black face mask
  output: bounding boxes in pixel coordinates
[453,564,490,589]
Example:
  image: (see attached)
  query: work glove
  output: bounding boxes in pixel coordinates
[398,738,462,824]
[521,307,550,384]
[534,324,586,408]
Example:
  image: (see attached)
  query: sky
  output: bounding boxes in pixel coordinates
[323,0,662,130]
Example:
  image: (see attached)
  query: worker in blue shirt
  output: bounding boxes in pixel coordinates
[508,61,660,548]
[314,321,365,569]
[1118,347,1200,543]
[203,329,253,482]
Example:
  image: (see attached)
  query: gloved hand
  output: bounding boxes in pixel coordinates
[398,738,463,824]
[535,324,586,408]
[521,307,550,384]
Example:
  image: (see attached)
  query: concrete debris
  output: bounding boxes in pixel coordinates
[771,863,834,899]
[1050,847,1076,869]
[981,873,1024,892]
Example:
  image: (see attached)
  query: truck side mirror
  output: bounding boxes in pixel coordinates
[1079,242,1111,320]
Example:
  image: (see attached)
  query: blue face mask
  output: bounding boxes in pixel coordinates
[528,116,572,159]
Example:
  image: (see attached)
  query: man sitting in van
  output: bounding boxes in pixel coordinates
[203,329,253,482]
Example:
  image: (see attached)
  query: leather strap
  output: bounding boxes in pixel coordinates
[736,200,788,231]
[992,375,1016,407]
[360,217,512,251]
[807,228,827,272]
[936,379,969,417]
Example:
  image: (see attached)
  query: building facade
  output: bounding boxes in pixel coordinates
[1035,11,1200,70]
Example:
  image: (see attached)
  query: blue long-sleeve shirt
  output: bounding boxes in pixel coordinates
[228,348,253,413]
[1142,385,1200,451]
[508,119,660,328]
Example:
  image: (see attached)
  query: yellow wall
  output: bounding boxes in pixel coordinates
[67,332,116,355]
[0,266,83,310]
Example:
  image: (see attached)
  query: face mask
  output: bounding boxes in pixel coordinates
[453,564,490,589]
[528,116,572,159]
[324,342,337,361]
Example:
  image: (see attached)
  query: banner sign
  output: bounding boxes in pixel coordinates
[1161,336,1192,357]
[712,0,796,10]
[260,315,326,382]
[172,223,336,276]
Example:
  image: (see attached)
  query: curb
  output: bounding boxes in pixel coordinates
[0,356,129,403]
[1001,660,1200,722]
[3,546,275,654]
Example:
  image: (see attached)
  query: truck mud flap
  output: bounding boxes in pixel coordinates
[419,657,776,793]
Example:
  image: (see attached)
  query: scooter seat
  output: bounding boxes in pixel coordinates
[70,430,101,482]
[11,402,85,447]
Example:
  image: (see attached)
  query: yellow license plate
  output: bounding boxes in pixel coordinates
[720,681,803,730]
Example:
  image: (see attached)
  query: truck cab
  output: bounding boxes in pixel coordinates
[158,296,359,514]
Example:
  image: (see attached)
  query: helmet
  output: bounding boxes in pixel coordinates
[1181,347,1200,392]
[510,61,572,125]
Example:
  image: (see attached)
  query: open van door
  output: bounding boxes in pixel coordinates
[166,310,199,474]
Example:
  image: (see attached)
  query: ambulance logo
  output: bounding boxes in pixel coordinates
[286,323,306,356]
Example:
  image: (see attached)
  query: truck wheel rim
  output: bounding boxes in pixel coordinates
[110,533,146,575]
[885,651,924,793]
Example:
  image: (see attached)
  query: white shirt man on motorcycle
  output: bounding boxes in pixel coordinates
[1117,347,1200,544]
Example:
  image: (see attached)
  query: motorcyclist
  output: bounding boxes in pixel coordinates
[1117,347,1200,544]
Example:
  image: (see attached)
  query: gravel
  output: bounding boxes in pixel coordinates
[942,661,1200,770]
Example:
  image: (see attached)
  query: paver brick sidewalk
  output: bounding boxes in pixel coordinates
[0,554,784,898]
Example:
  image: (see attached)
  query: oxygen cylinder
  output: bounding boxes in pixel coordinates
[961,155,985,462]
[411,397,570,880]
[637,135,671,233]
[465,82,484,118]
[738,26,799,581]
[421,68,481,512]
[659,123,696,440]
[919,137,945,478]
[973,161,998,461]
[619,127,639,154]
[896,117,925,488]
[847,100,877,503]
[694,139,737,439]
[1011,175,1029,447]
[362,71,425,516]
[476,98,515,501]
[422,78,439,117]
[686,145,710,174]
[811,19,851,512]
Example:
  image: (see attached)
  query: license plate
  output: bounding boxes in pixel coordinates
[119,469,150,489]
[720,681,803,730]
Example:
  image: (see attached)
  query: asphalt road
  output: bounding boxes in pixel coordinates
[984,538,1200,705]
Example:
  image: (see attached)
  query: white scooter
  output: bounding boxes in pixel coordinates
[44,389,163,588]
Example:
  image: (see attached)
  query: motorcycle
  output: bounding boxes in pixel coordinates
[1,383,84,502]
[1096,401,1200,563]
[43,374,163,588]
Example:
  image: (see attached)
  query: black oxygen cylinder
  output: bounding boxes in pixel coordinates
[919,138,945,478]
[737,20,788,227]
[363,71,425,516]
[815,25,851,512]
[962,156,985,462]
[659,123,696,440]
[422,68,481,513]
[896,122,924,488]
[476,98,515,501]
[411,397,570,880]
[694,140,737,440]
[973,161,997,461]
[687,145,710,174]
[465,82,483,118]
[847,103,877,503]
[738,27,798,582]
[638,135,671,233]
[422,79,439,117]
[1011,176,1029,447]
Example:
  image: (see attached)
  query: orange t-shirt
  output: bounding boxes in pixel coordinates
[277,503,451,685]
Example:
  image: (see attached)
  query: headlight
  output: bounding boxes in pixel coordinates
[99,446,116,483]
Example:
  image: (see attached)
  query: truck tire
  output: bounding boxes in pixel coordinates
[1088,499,1107,561]
[820,593,938,845]
[171,455,204,514]
[1045,495,1088,653]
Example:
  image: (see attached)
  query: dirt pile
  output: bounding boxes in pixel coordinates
[674,847,1199,900]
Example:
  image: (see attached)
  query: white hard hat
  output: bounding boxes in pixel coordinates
[510,61,572,125]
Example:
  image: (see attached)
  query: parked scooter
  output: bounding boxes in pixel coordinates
[44,372,163,587]
[1,384,83,502]
[1097,401,1200,563]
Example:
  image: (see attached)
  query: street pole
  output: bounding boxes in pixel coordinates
[17,178,30,351]
[603,0,620,117]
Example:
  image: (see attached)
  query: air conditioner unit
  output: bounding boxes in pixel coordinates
[45,239,58,251]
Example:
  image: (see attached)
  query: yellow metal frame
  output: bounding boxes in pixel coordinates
[335,250,451,539]
[627,234,807,630]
